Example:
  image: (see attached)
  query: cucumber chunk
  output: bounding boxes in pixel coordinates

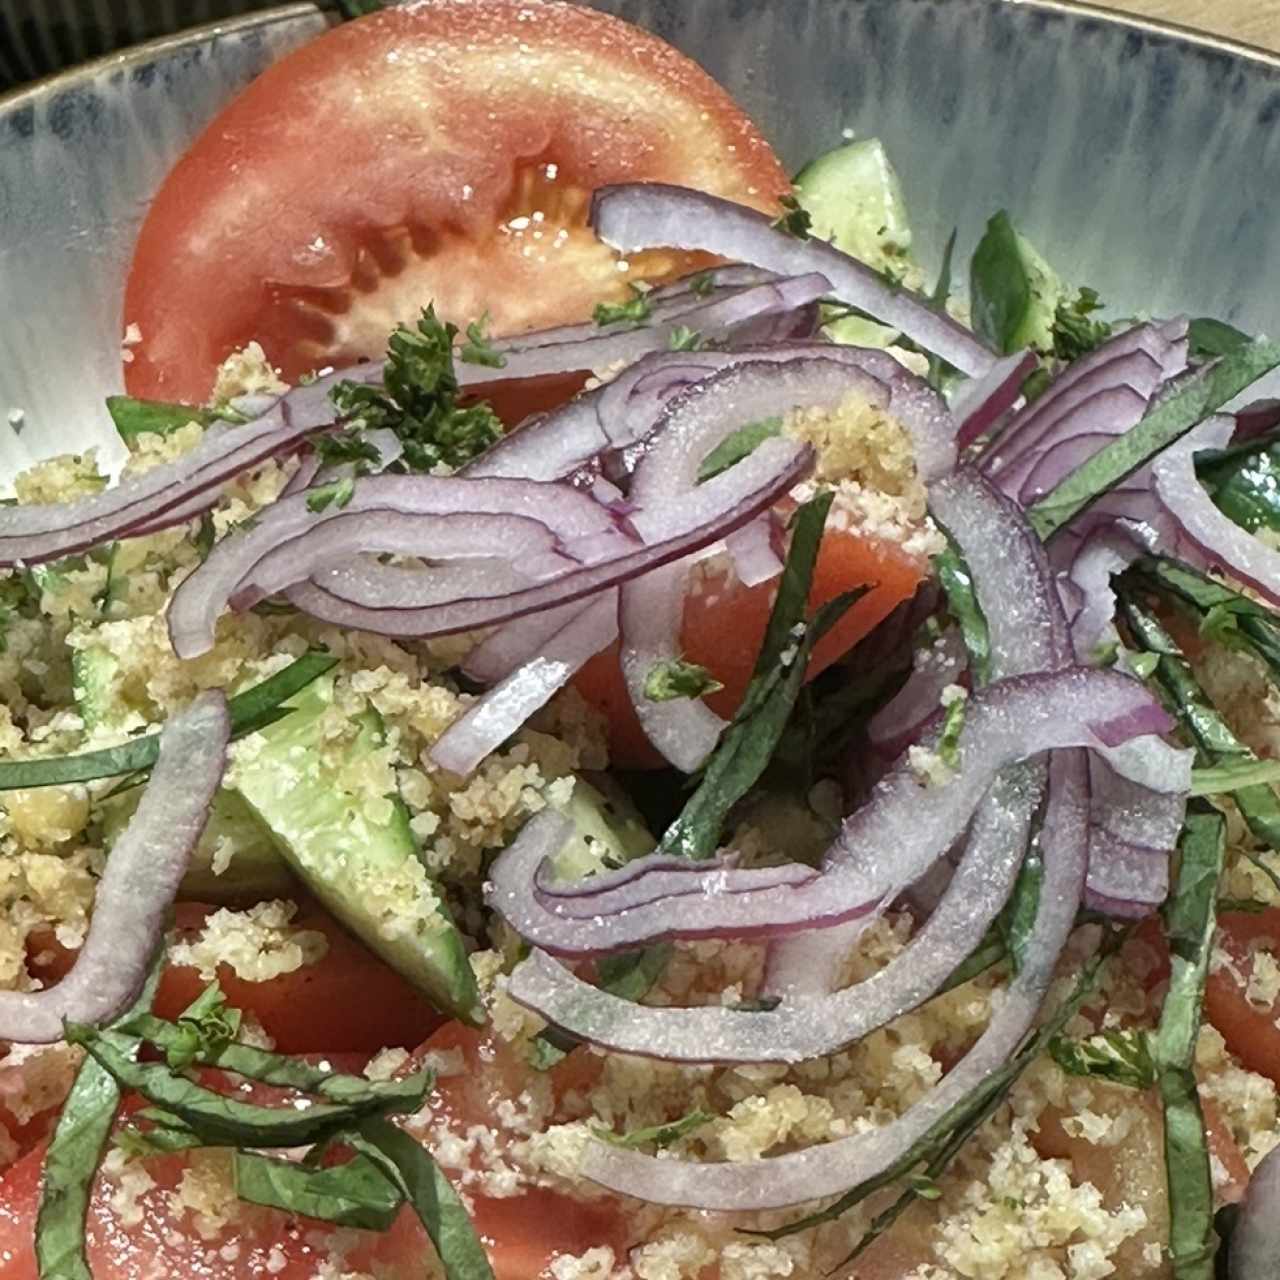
[232,678,483,1025]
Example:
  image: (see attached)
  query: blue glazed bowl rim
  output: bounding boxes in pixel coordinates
[1,0,1278,116]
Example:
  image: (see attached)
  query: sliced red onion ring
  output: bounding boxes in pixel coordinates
[283,441,813,639]
[462,599,605,686]
[1061,527,1150,661]
[1084,831,1171,917]
[952,351,1039,449]
[0,693,227,1042]
[1151,415,1280,606]
[867,628,968,760]
[488,668,1178,956]
[1233,398,1280,443]
[510,763,1040,1063]
[429,593,619,777]
[1230,1144,1280,1280]
[168,475,626,659]
[591,184,998,378]
[723,515,783,588]
[574,749,1089,1210]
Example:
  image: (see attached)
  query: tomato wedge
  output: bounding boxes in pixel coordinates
[26,901,444,1055]
[574,524,926,768]
[123,0,788,402]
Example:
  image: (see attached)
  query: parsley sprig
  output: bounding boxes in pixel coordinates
[329,306,502,474]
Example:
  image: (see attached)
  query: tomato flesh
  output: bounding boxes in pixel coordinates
[26,901,444,1056]
[574,524,926,768]
[123,0,787,401]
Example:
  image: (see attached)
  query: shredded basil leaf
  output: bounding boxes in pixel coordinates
[66,1026,431,1147]
[593,1109,714,1150]
[1049,1029,1156,1090]
[998,850,1044,976]
[234,1150,403,1230]
[926,229,959,392]
[1190,759,1280,797]
[106,396,244,441]
[0,650,335,791]
[697,418,784,482]
[933,539,991,684]
[1028,339,1280,539]
[1188,317,1253,361]
[1195,430,1280,536]
[769,194,812,240]
[346,1119,496,1280]
[643,659,724,703]
[657,494,863,860]
[969,211,1031,355]
[305,476,356,514]
[34,954,163,1280]
[1154,809,1225,1280]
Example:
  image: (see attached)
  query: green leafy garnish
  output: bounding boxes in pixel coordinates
[593,285,653,328]
[34,955,163,1280]
[234,1150,404,1230]
[67,1025,431,1147]
[697,417,784,482]
[926,229,959,392]
[769,194,812,240]
[458,314,507,369]
[1052,287,1113,362]
[1027,338,1280,539]
[330,307,502,473]
[998,851,1044,976]
[969,211,1030,355]
[345,1119,496,1280]
[305,476,356,514]
[309,428,383,472]
[933,539,991,684]
[1190,759,1280,797]
[106,396,245,442]
[689,272,716,298]
[936,691,967,769]
[1050,1029,1156,1090]
[643,659,724,703]
[1196,430,1280,536]
[0,650,336,791]
[1188,317,1253,361]
[668,325,704,352]
[162,983,242,1072]
[593,1109,714,1149]
[1154,809,1225,1280]
[657,493,863,861]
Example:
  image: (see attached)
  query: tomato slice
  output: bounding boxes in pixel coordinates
[574,524,927,768]
[26,901,444,1055]
[123,0,788,402]
[1201,907,1280,1086]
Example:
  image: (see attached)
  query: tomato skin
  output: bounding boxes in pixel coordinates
[27,901,445,1055]
[574,525,926,768]
[124,0,787,401]
[1202,908,1280,1086]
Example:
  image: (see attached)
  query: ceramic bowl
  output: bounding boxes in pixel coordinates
[2,0,1279,479]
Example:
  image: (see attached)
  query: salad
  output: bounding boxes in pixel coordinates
[2,0,1280,1277]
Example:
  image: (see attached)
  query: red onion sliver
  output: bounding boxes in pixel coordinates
[723,515,783,588]
[574,750,1089,1210]
[866,628,968,760]
[462,600,604,685]
[0,693,228,1042]
[490,668,1179,956]
[1233,398,1280,443]
[591,184,998,378]
[510,764,1040,1064]
[1230,1145,1280,1280]
[952,351,1038,449]
[429,593,619,777]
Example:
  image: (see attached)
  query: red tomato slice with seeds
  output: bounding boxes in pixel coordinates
[123,0,788,402]
[574,524,927,768]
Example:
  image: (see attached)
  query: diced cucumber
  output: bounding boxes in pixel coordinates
[793,137,917,348]
[231,678,483,1025]
[101,786,297,904]
[71,648,121,733]
[550,776,656,881]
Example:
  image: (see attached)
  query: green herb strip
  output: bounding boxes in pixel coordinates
[1154,810,1225,1280]
[594,1109,714,1150]
[969,211,1031,355]
[696,418,784,483]
[0,651,336,791]
[998,850,1044,976]
[658,494,862,861]
[346,1119,495,1280]
[1190,759,1280,797]
[934,540,991,684]
[34,956,163,1279]
[926,230,959,391]
[234,1151,404,1231]
[1027,339,1280,539]
[66,1028,431,1147]
[106,396,244,441]
[1188,317,1253,361]
[1049,1029,1156,1090]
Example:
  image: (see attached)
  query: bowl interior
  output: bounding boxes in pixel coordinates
[2,0,1279,479]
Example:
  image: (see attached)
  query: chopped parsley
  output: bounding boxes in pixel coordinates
[643,659,724,703]
[329,306,502,473]
[458,313,507,368]
[1050,1028,1156,1090]
[593,285,653,328]
[668,325,704,351]
[770,194,813,240]
[1052,286,1113,362]
[305,476,356,513]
